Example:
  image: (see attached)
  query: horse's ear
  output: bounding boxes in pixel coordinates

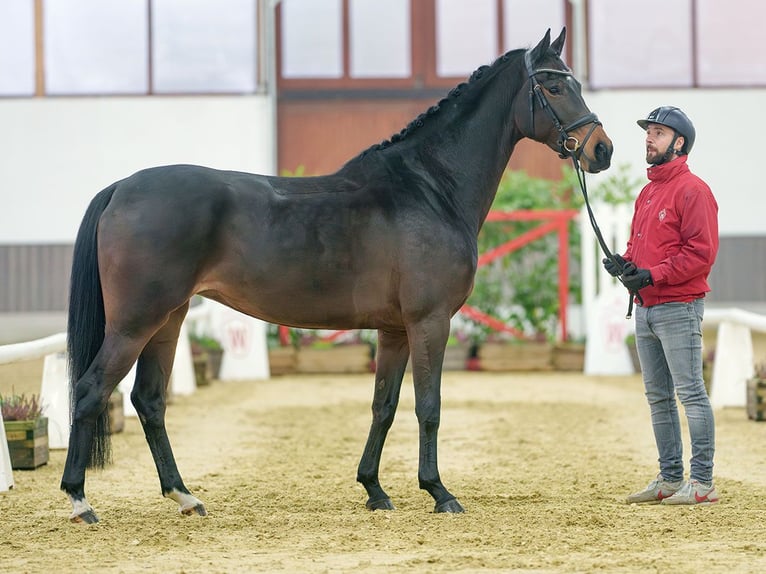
[529,29,552,63]
[551,27,566,57]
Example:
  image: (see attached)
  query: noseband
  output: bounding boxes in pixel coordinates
[523,50,600,160]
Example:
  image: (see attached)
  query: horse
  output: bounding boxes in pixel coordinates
[61,28,612,524]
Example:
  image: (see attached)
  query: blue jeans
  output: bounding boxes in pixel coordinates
[634,299,715,483]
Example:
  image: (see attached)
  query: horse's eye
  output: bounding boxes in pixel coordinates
[547,84,561,95]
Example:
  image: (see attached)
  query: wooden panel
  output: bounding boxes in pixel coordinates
[707,237,766,303]
[0,244,73,312]
[277,98,567,179]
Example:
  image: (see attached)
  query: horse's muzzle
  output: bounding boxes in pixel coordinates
[581,134,613,174]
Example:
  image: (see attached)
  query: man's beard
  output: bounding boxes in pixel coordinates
[646,147,665,165]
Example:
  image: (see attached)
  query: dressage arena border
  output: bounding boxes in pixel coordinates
[1,368,765,573]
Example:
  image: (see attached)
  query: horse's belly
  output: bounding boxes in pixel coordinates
[198,271,395,330]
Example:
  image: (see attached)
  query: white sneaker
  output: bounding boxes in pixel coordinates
[625,474,683,504]
[661,480,720,505]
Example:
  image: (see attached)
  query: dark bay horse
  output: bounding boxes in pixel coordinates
[62,28,612,523]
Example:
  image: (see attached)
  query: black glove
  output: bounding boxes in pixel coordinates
[621,267,653,291]
[602,254,627,277]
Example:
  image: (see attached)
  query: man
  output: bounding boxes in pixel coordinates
[603,106,719,505]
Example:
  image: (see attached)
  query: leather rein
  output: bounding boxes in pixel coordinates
[524,50,641,318]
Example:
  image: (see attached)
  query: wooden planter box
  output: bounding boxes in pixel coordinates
[193,355,210,386]
[268,346,298,376]
[405,344,470,372]
[746,377,766,421]
[4,417,49,470]
[297,344,373,374]
[108,390,125,434]
[478,342,553,371]
[552,343,585,372]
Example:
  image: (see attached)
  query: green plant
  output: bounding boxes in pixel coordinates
[189,332,222,354]
[0,391,44,421]
[463,164,640,343]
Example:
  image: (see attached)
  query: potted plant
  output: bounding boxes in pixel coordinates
[0,391,49,470]
[747,362,766,421]
[189,332,224,385]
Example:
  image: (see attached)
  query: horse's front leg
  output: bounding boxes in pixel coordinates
[408,316,465,513]
[133,310,206,518]
[357,328,409,510]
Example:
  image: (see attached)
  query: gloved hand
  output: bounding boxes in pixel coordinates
[620,267,653,291]
[602,254,627,277]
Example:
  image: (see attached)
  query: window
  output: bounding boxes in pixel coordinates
[278,0,568,89]
[587,0,765,89]
[695,0,766,86]
[349,0,410,78]
[436,0,497,77]
[281,0,343,79]
[0,0,35,96]
[44,0,149,95]
[152,0,258,93]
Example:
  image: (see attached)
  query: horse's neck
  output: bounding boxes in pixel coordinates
[406,85,524,235]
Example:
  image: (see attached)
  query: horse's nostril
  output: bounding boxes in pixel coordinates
[595,142,611,163]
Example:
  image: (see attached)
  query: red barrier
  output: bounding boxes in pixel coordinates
[461,209,579,342]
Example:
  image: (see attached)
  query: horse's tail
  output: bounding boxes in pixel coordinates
[67,183,118,469]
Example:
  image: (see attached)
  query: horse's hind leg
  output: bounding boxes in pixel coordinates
[357,328,409,510]
[61,336,144,523]
[131,303,206,517]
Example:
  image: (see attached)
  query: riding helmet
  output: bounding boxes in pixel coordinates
[637,106,696,154]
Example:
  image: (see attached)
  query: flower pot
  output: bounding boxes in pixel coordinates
[746,377,766,421]
[108,390,125,434]
[206,348,224,379]
[4,417,49,470]
[193,355,210,386]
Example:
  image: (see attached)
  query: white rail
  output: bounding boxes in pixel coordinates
[0,333,67,365]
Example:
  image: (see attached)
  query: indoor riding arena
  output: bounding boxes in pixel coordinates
[2,361,765,573]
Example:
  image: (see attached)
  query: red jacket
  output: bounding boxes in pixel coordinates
[623,155,718,307]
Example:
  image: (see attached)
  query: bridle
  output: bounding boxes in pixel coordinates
[524,49,643,317]
[523,50,601,162]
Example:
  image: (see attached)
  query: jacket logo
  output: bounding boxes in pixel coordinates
[658,208,666,222]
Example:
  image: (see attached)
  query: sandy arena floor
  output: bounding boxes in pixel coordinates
[1,361,765,573]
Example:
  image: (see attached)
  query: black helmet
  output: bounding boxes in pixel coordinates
[637,106,696,154]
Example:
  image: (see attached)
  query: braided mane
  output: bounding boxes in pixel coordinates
[351,48,526,161]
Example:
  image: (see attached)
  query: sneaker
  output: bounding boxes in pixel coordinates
[626,474,683,504]
[661,480,720,505]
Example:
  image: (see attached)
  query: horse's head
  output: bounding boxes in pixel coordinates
[514,28,613,173]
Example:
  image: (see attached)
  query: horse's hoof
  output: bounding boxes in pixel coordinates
[366,497,395,511]
[434,498,465,513]
[70,509,100,524]
[180,503,207,517]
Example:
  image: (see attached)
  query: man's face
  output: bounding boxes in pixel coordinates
[644,122,683,165]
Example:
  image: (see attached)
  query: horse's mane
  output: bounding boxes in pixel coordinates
[347,48,527,164]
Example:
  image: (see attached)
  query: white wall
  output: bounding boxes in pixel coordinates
[0,95,274,244]
[585,89,766,237]
[0,89,764,243]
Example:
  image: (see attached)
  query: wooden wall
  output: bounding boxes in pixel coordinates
[277,98,569,180]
